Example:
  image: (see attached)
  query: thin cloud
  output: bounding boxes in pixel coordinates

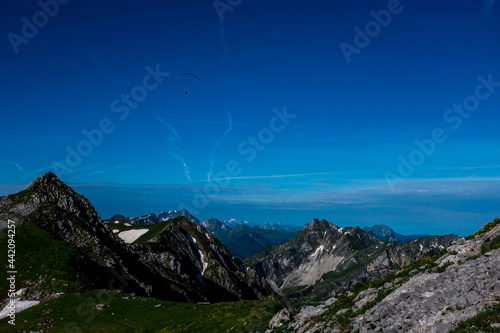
[153,111,192,182]
[1,158,24,172]
[211,172,332,181]
[207,109,233,182]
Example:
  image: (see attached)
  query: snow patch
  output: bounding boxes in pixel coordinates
[118,229,149,243]
[112,229,120,233]
[0,300,40,320]
[124,223,132,226]
[186,234,208,275]
[420,244,423,251]
[311,245,325,257]
[114,221,120,224]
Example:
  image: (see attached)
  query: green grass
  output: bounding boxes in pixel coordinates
[0,219,90,299]
[465,218,500,240]
[0,290,280,332]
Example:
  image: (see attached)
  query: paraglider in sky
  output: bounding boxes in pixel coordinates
[176,73,200,94]
[176,73,200,81]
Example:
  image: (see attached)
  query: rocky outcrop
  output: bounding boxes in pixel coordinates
[352,246,500,332]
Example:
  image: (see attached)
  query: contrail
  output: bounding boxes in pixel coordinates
[153,111,192,181]
[210,172,332,181]
[1,158,24,172]
[222,109,232,138]
[207,109,233,182]
[153,111,181,140]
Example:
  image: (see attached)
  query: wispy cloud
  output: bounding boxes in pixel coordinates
[211,172,332,181]
[207,109,233,182]
[153,111,192,181]
[1,158,24,172]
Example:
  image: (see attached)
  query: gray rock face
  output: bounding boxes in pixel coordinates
[248,218,457,304]
[351,237,500,333]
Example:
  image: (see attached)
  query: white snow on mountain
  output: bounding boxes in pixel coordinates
[117,229,149,243]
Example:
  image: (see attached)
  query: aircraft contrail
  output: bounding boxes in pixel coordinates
[1,158,24,172]
[207,109,233,182]
[153,111,192,181]
[211,172,333,181]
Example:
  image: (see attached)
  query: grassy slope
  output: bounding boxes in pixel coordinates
[0,219,91,299]
[104,217,178,245]
[0,290,279,333]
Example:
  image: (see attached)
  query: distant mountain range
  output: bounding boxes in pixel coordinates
[107,209,200,225]
[107,211,301,259]
[105,212,445,262]
[363,224,429,243]
[200,218,299,258]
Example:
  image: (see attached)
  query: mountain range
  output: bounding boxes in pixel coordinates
[200,218,300,258]
[363,224,429,243]
[108,212,301,259]
[0,173,284,307]
[1,172,498,332]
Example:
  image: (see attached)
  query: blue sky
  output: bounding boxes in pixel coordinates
[1,0,499,236]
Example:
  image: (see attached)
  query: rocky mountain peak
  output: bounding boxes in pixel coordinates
[24,172,100,224]
[304,218,335,231]
[26,172,73,200]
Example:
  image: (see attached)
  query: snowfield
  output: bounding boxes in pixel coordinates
[118,229,149,243]
[0,300,40,320]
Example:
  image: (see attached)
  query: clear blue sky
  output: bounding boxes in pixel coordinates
[1,0,499,236]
